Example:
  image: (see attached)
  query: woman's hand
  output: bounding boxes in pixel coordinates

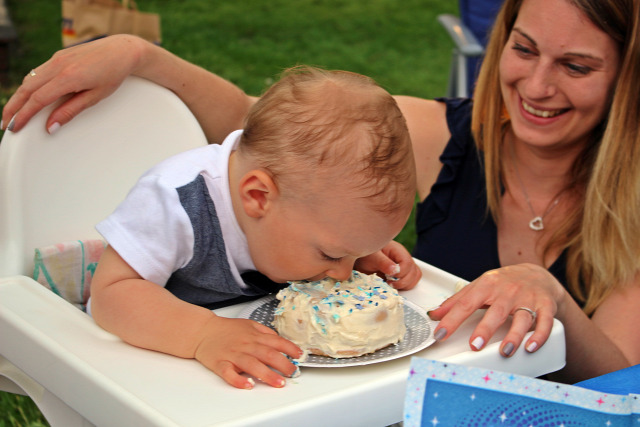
[427,263,566,357]
[355,240,422,290]
[2,34,147,134]
[195,316,303,390]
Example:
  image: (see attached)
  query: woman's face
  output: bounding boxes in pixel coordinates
[499,0,621,150]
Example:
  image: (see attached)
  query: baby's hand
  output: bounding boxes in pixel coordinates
[355,241,422,290]
[194,316,302,389]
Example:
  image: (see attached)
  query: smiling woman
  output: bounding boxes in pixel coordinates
[418,0,640,383]
[498,1,620,150]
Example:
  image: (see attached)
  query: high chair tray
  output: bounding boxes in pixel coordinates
[0,260,565,427]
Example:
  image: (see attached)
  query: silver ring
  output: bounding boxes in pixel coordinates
[29,69,36,77]
[514,306,537,323]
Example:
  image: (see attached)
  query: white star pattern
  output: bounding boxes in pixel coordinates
[499,413,507,422]
[431,416,439,426]
[433,392,439,398]
[470,393,476,401]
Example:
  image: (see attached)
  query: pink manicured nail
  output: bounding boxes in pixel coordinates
[47,122,61,134]
[245,378,255,389]
[471,336,485,350]
[526,341,538,352]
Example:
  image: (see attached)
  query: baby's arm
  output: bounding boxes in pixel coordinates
[91,246,302,389]
[354,241,422,290]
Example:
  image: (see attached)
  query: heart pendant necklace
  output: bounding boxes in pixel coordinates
[509,143,562,231]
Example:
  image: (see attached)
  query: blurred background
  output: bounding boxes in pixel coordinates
[0,0,458,424]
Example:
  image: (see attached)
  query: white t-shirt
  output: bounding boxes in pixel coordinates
[95,130,265,307]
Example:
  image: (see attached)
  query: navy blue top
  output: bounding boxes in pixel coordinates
[412,98,569,288]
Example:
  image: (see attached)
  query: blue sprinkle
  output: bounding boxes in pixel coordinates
[375,302,379,306]
[354,295,365,301]
[379,295,387,299]
[355,304,363,310]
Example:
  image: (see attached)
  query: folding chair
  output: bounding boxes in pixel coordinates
[437,14,485,98]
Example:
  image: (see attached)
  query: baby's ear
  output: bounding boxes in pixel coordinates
[238,170,278,218]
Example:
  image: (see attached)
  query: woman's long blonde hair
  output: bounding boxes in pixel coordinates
[472,0,640,314]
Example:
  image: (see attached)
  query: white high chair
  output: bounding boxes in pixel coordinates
[0,76,208,425]
[0,76,566,427]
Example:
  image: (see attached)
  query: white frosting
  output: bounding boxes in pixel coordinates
[273,271,406,358]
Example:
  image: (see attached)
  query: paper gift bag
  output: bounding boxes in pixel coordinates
[62,0,161,47]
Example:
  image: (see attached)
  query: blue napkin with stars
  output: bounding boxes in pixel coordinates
[404,358,640,426]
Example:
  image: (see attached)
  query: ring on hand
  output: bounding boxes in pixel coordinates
[514,306,537,323]
[29,69,37,77]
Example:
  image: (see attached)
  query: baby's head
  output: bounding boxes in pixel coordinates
[236,66,416,282]
[240,66,415,215]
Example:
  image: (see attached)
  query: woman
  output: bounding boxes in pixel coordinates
[4,0,639,383]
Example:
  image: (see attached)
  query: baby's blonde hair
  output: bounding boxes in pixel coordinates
[239,66,415,215]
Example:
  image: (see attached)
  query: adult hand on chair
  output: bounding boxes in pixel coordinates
[427,263,565,357]
[2,35,145,134]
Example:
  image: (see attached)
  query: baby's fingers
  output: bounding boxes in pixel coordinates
[390,262,422,290]
[214,360,257,390]
[213,349,292,389]
[251,322,302,361]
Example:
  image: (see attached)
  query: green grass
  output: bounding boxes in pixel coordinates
[1,0,457,423]
[0,392,48,427]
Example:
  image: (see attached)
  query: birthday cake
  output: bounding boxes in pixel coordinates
[272,271,406,358]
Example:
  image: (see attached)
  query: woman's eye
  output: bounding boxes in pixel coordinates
[512,43,535,56]
[565,63,591,76]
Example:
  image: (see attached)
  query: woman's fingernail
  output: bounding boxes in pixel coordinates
[245,378,255,390]
[7,115,15,132]
[434,328,447,341]
[471,336,485,350]
[502,342,515,356]
[526,341,538,352]
[1,119,4,130]
[47,122,61,134]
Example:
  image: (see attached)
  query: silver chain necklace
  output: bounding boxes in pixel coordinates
[509,143,562,231]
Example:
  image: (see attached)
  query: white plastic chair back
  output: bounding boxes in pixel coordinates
[0,76,208,277]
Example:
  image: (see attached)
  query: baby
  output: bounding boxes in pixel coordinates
[90,66,418,389]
